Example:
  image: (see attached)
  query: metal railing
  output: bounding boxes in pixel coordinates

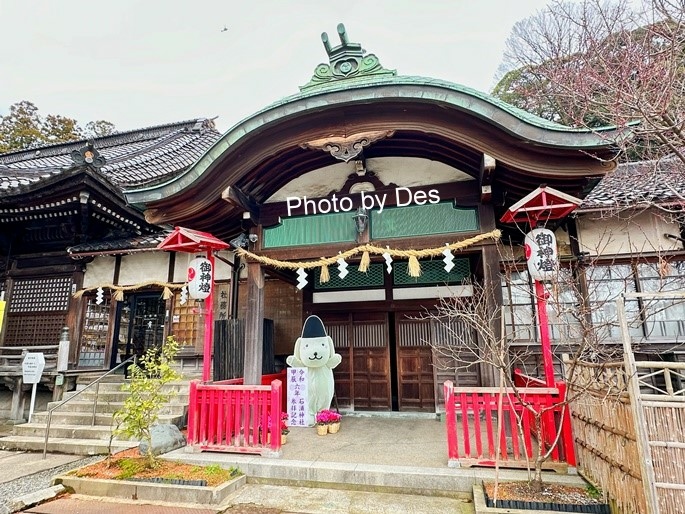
[42,356,135,459]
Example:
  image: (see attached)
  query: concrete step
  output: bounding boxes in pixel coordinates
[62,390,190,403]
[0,434,135,455]
[30,411,185,427]
[12,422,134,440]
[46,400,188,415]
[70,380,191,395]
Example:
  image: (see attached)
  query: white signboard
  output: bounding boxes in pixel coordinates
[286,367,309,427]
[22,352,46,384]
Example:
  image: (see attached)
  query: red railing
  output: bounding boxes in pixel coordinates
[444,379,576,469]
[187,379,283,454]
[215,370,287,408]
[513,369,576,467]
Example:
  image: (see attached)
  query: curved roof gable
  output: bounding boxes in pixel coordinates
[123,24,634,240]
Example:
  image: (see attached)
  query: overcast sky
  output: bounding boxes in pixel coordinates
[0,0,551,133]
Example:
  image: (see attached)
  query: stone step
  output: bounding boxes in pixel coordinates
[12,423,134,440]
[0,434,136,455]
[30,410,185,427]
[62,390,190,403]
[75,372,126,386]
[46,400,188,415]
[70,380,191,395]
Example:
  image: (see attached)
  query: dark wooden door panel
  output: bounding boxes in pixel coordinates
[319,312,391,411]
[353,347,391,409]
[396,315,435,411]
[431,317,481,411]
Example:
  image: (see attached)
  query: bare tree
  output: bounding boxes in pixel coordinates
[494,0,685,164]
[426,230,685,492]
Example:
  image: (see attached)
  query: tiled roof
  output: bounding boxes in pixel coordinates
[581,158,685,210]
[67,231,171,255]
[0,119,221,193]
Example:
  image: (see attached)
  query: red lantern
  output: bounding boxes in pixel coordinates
[524,228,558,282]
[187,256,212,299]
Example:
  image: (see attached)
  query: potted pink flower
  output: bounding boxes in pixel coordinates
[315,409,342,435]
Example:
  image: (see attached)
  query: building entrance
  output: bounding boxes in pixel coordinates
[316,307,480,413]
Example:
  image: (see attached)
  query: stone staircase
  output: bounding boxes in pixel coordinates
[0,377,190,455]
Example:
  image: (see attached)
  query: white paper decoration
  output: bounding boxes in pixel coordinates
[524,228,558,281]
[187,256,212,299]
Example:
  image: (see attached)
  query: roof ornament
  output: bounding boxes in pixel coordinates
[70,140,106,169]
[300,23,396,91]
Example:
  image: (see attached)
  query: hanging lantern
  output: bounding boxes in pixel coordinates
[187,256,212,299]
[524,228,558,282]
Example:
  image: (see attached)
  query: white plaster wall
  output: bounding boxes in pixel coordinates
[172,250,234,282]
[265,156,474,202]
[577,210,682,256]
[118,253,170,285]
[83,256,116,288]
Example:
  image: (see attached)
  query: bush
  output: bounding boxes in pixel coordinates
[112,336,181,466]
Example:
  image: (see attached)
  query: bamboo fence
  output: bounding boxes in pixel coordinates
[567,360,646,513]
[568,358,685,513]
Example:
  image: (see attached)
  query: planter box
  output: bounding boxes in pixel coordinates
[473,484,610,514]
[54,473,245,505]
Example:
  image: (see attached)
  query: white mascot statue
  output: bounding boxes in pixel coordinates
[286,315,342,426]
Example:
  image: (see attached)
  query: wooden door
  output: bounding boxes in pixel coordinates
[396,314,435,411]
[431,317,481,412]
[352,313,391,410]
[320,312,391,411]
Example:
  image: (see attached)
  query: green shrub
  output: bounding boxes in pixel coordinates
[112,336,181,466]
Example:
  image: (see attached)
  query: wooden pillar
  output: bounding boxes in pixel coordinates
[8,377,27,423]
[481,243,503,387]
[244,261,264,385]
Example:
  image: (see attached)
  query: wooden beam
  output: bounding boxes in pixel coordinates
[480,153,496,203]
[244,261,264,385]
[221,185,260,225]
[479,244,503,388]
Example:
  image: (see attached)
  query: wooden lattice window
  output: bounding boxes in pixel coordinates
[4,276,72,346]
[78,297,111,368]
[171,299,202,350]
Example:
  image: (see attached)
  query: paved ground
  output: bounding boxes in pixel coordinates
[24,486,475,514]
[2,414,584,513]
[0,451,83,484]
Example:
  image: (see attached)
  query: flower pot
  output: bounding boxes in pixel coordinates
[328,421,340,434]
[281,434,287,445]
[316,424,328,436]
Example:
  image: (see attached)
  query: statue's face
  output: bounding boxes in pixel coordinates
[298,336,332,368]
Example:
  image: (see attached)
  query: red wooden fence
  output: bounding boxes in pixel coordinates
[443,378,576,470]
[215,370,287,409]
[187,379,283,454]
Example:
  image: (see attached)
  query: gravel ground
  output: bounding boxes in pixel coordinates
[0,454,101,505]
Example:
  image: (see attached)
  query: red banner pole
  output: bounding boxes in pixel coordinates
[202,250,215,382]
[535,280,555,387]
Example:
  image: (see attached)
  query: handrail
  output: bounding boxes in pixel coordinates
[42,355,135,459]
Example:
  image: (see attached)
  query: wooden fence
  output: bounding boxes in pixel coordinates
[566,360,645,513]
[566,292,685,514]
[187,379,283,454]
[443,379,574,471]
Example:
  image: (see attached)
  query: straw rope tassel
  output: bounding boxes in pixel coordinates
[358,251,371,273]
[319,263,330,283]
[113,289,125,302]
[162,286,173,300]
[407,255,421,277]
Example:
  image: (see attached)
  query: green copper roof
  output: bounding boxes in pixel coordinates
[300,23,396,91]
[124,25,634,206]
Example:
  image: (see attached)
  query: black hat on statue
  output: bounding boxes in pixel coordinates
[301,315,328,338]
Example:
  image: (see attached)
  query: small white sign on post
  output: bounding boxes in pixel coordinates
[286,367,309,427]
[22,352,45,423]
